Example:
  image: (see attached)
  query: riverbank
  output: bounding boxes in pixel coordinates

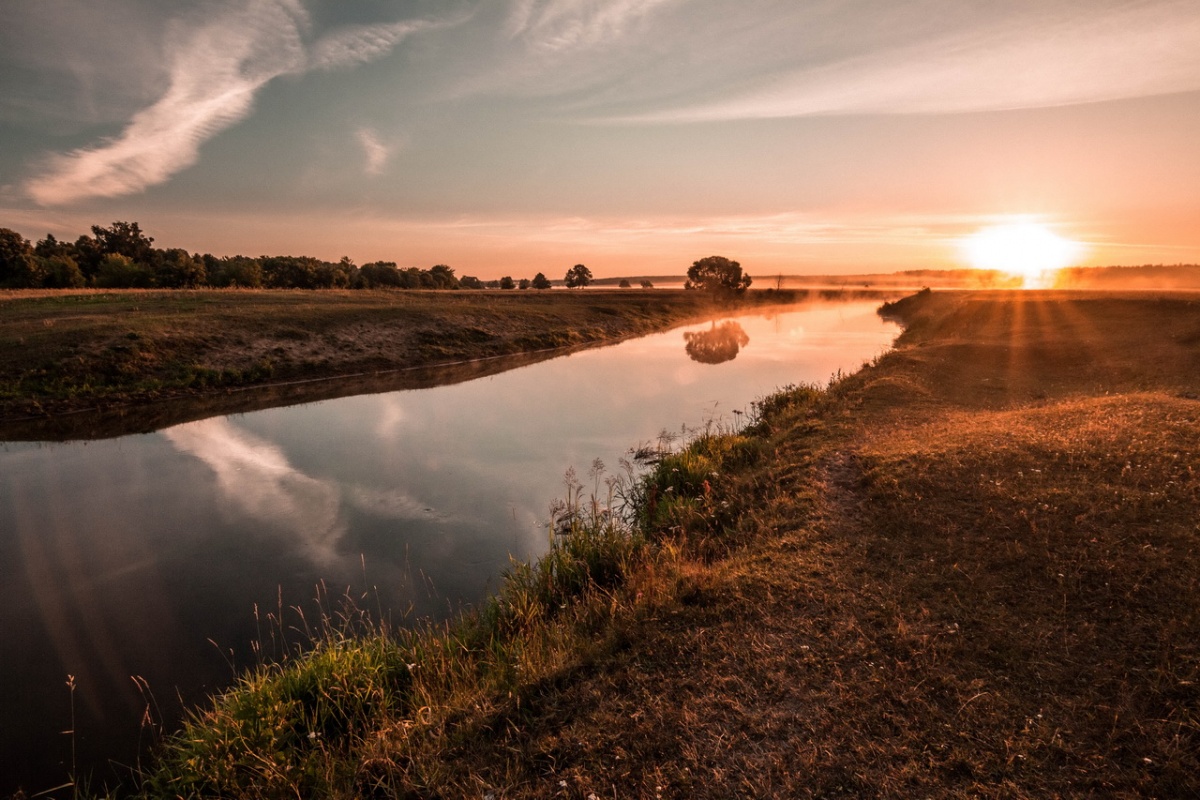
[84,290,1200,798]
[0,287,849,439]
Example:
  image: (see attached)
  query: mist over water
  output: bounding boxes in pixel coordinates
[0,299,899,796]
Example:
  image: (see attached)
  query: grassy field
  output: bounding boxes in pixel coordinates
[0,287,834,437]
[53,289,1200,798]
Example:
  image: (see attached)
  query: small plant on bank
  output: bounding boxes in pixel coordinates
[140,622,412,798]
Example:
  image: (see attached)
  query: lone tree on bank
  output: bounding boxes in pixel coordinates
[531,272,552,290]
[685,255,752,297]
[564,264,592,288]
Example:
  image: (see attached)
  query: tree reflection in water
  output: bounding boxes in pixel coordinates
[683,320,750,364]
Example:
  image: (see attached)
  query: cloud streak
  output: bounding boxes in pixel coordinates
[24,1,429,206]
[506,0,680,52]
[592,1,1200,121]
[356,127,390,176]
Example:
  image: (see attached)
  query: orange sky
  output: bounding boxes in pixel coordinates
[2,1,1199,278]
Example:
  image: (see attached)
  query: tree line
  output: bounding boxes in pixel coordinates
[2,222,755,296]
[0,222,582,291]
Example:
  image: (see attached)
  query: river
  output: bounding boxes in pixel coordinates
[0,298,899,796]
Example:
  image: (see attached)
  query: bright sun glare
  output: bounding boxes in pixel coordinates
[961,220,1084,288]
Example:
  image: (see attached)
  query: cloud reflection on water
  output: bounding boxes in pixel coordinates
[162,417,349,565]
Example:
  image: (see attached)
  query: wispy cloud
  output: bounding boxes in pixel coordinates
[356,127,390,176]
[505,0,679,52]
[309,19,428,70]
[594,1,1200,121]
[24,1,431,205]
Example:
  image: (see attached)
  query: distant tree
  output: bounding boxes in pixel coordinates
[518,278,531,290]
[39,255,85,288]
[428,264,459,289]
[314,257,354,289]
[459,275,485,289]
[200,253,222,279]
[640,279,654,289]
[92,221,155,264]
[499,275,516,290]
[71,234,104,281]
[485,279,501,289]
[153,248,206,288]
[262,255,322,288]
[0,228,40,288]
[95,253,154,288]
[618,278,632,288]
[564,263,592,288]
[531,272,552,290]
[357,261,403,288]
[397,267,427,289]
[34,233,76,262]
[211,256,263,288]
[685,255,751,297]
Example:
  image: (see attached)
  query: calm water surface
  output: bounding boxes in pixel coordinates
[0,300,898,794]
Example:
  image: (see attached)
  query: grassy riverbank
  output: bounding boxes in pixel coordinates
[95,290,1200,797]
[0,287,842,437]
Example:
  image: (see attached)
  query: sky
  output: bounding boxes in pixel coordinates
[2,0,1199,279]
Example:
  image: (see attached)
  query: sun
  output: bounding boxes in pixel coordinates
[961,219,1084,288]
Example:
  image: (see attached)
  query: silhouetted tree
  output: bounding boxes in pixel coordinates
[428,264,459,289]
[262,256,323,288]
[210,256,263,288]
[459,275,484,289]
[357,261,403,288]
[618,278,632,288]
[34,233,76,262]
[95,253,154,288]
[72,234,104,280]
[640,279,654,288]
[518,278,531,290]
[92,221,155,265]
[500,275,515,290]
[153,248,206,288]
[531,272,552,290]
[39,255,85,288]
[685,255,751,297]
[0,228,39,288]
[564,264,592,288]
